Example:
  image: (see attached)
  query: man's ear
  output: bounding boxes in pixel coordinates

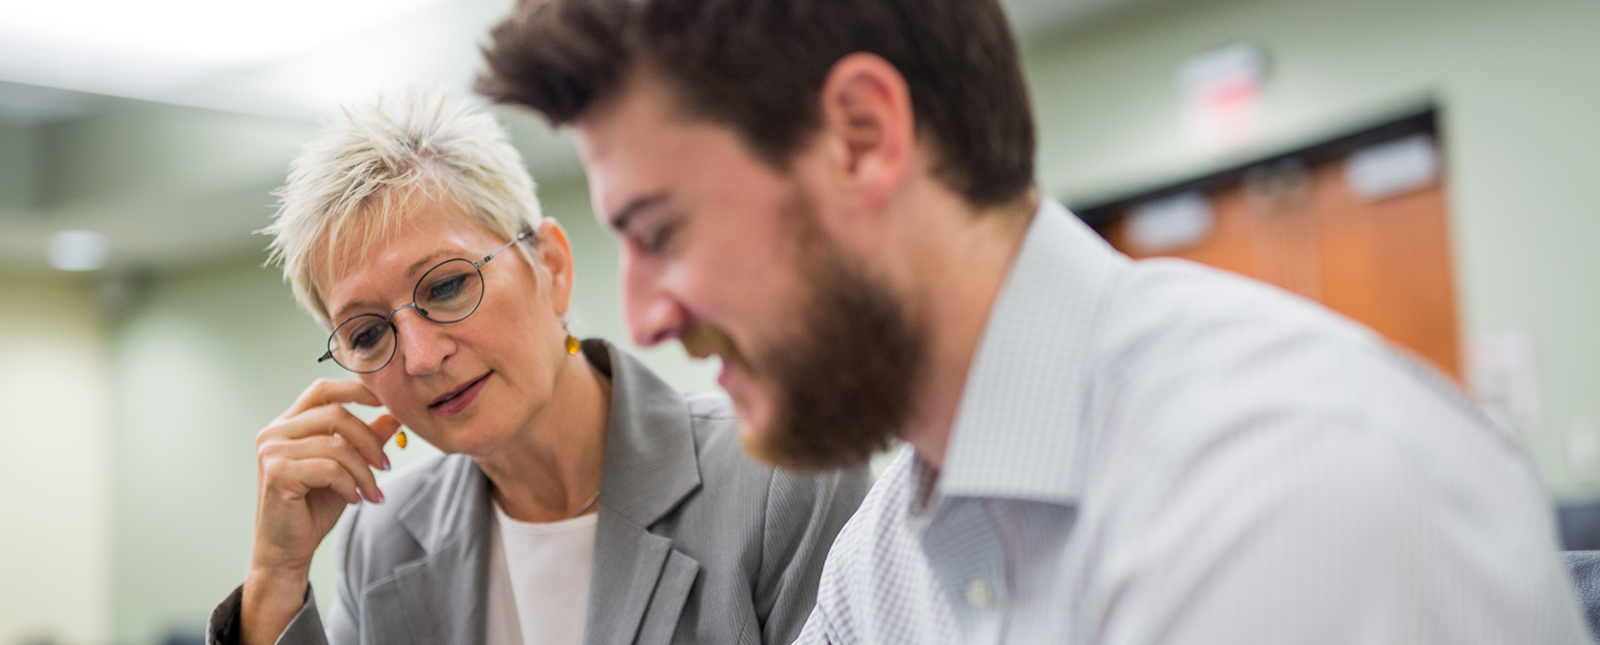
[816,52,916,214]
[535,218,576,316]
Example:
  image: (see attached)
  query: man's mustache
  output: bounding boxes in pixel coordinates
[680,323,752,372]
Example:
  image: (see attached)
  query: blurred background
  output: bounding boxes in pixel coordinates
[1,0,1597,643]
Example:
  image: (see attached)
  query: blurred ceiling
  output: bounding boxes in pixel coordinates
[0,0,1136,273]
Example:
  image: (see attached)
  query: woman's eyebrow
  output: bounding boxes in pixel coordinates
[330,299,379,323]
[329,248,468,321]
[405,250,458,277]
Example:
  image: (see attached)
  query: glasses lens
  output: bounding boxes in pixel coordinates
[414,259,484,323]
[329,314,395,373]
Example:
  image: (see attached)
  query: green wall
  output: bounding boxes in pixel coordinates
[0,272,111,645]
[108,253,338,643]
[0,120,40,212]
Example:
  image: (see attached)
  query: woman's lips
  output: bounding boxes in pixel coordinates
[430,372,490,416]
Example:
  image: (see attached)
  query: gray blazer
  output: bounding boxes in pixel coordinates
[208,339,869,645]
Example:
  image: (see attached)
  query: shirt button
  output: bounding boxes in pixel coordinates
[965,579,994,609]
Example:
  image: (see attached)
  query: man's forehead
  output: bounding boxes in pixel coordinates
[572,69,775,228]
[575,66,726,161]
[575,69,680,151]
[574,107,683,227]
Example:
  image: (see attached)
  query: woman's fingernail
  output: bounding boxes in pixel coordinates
[381,455,391,471]
[376,489,386,504]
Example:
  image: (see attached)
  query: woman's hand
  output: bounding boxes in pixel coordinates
[242,379,401,645]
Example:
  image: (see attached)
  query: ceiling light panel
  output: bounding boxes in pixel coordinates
[0,0,447,100]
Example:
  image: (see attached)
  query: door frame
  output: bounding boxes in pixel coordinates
[1070,108,1440,233]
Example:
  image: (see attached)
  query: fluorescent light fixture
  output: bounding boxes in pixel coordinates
[0,0,445,68]
[49,230,108,271]
[0,0,449,108]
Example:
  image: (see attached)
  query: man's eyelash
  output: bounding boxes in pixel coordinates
[640,219,682,253]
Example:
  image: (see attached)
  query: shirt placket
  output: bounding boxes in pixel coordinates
[918,497,1010,645]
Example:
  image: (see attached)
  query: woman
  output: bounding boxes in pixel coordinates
[204,92,868,645]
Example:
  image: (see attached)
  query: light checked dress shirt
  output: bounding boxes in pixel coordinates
[795,199,1590,645]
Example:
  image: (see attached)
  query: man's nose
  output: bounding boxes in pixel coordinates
[392,310,453,375]
[623,258,686,348]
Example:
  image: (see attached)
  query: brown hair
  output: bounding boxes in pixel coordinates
[476,0,1036,209]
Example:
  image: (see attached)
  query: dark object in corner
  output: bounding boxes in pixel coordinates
[1564,551,1600,640]
[1561,501,1600,551]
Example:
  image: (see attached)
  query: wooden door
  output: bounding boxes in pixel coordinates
[1104,140,1460,377]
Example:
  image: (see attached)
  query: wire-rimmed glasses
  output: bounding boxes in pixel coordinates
[317,231,532,373]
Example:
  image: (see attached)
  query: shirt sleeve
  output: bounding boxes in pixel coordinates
[755,466,870,645]
[792,604,838,645]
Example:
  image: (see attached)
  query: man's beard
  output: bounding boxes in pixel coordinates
[681,187,926,472]
[748,240,925,471]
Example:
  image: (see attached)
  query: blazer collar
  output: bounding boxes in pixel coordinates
[394,338,702,550]
[386,457,492,645]
[395,455,490,555]
[580,339,705,645]
[585,338,703,528]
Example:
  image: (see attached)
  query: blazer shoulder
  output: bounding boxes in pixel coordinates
[680,392,763,478]
[684,391,738,422]
[680,390,870,504]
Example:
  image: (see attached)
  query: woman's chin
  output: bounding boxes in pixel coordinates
[413,421,513,457]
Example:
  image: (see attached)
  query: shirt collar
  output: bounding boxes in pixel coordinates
[929,198,1128,505]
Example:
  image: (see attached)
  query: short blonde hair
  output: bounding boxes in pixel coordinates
[263,89,542,327]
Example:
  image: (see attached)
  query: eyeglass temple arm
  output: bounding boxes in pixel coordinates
[475,230,535,268]
[317,350,334,363]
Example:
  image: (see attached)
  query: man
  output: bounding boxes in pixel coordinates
[476,0,1590,642]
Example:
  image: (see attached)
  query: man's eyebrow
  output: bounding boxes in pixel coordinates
[607,194,671,232]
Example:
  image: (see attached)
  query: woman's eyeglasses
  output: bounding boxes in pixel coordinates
[317,231,532,373]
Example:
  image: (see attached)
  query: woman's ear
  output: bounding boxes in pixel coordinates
[535,217,576,316]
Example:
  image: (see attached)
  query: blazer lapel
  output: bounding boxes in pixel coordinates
[634,549,701,645]
[586,514,701,645]
[362,459,493,645]
[582,340,704,645]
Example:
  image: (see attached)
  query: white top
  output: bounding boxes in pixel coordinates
[485,501,598,645]
[797,200,1589,644]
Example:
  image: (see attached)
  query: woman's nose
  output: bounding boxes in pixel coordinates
[392,310,454,375]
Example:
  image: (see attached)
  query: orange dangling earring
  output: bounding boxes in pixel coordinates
[565,333,580,355]
[395,430,408,449]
